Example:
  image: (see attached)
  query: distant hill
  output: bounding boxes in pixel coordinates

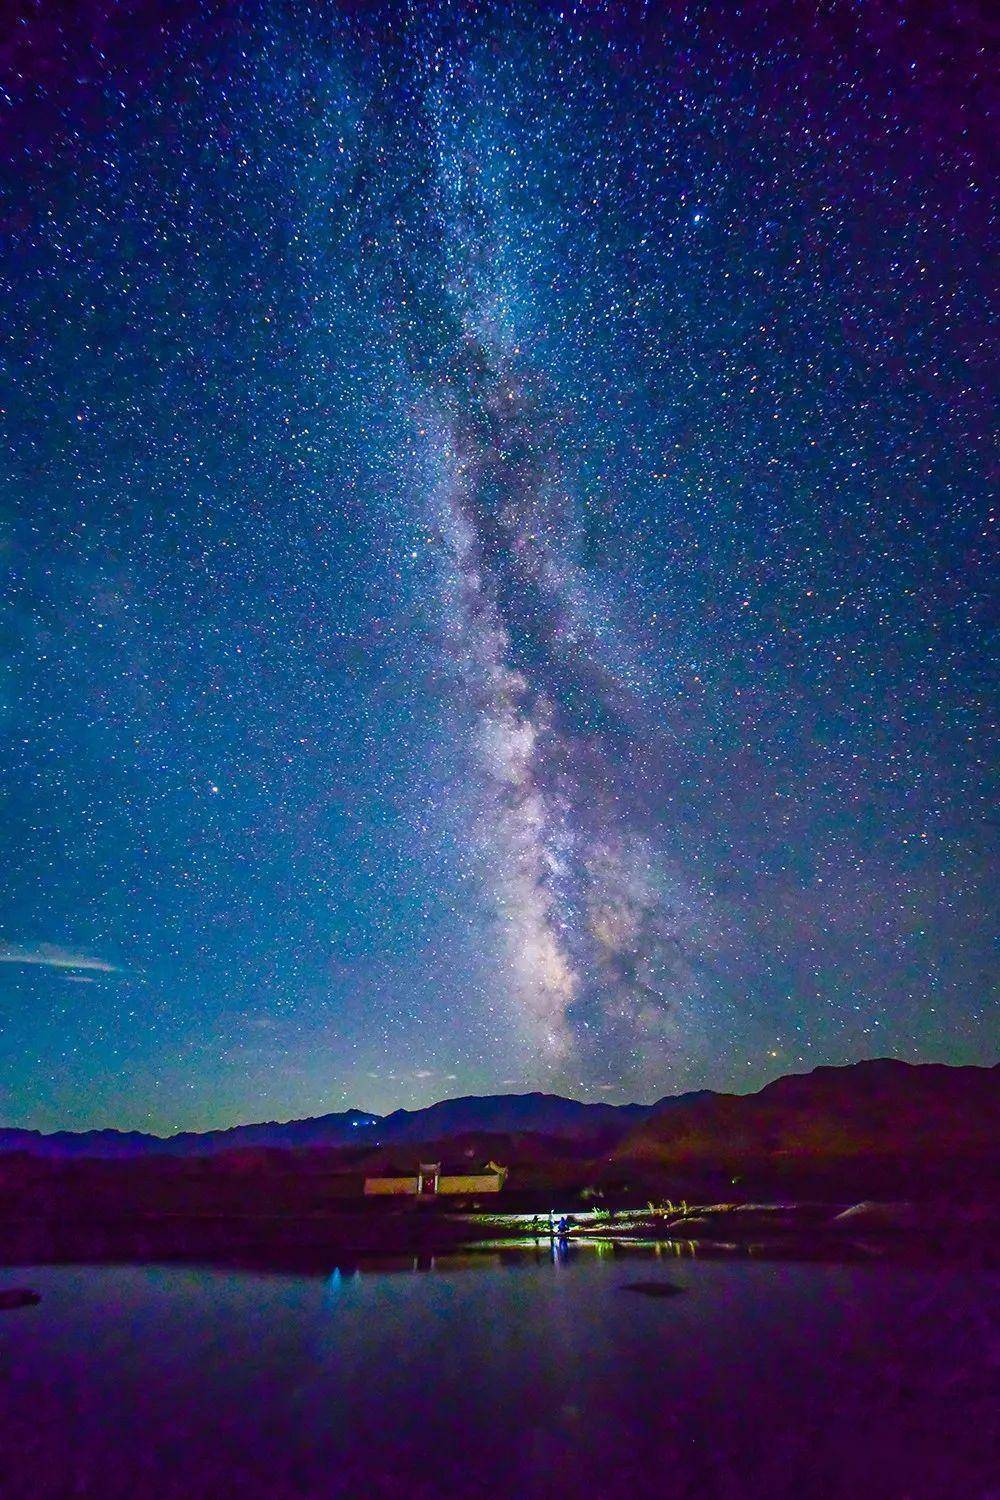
[613,1059,999,1179]
[372,1092,653,1145]
[0,1109,382,1159]
[2,1062,994,1170]
[0,1092,653,1159]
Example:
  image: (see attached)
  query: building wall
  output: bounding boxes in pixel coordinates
[363,1175,418,1196]
[437,1173,504,1194]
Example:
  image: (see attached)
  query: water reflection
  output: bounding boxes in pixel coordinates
[4,1257,994,1500]
[327,1237,705,1278]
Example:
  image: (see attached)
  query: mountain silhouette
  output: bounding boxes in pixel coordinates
[1,1062,994,1170]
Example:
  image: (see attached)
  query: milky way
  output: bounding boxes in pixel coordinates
[416,199,707,1078]
[1,1,994,1129]
[343,53,718,1085]
[430,330,705,1073]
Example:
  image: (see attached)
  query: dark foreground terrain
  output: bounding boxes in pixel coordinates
[1,1180,996,1274]
[1,1060,995,1269]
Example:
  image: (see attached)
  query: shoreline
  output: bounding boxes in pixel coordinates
[2,1197,996,1273]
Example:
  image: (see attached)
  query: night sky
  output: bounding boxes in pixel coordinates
[2,1,994,1133]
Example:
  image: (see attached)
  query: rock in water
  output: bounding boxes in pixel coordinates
[0,1288,41,1310]
[621,1280,684,1297]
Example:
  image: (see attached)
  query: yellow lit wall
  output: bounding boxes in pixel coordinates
[363,1176,418,1195]
[437,1173,505,1194]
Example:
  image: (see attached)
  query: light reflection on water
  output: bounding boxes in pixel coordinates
[324,1236,705,1279]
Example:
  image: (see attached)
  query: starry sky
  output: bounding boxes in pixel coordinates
[1,0,995,1133]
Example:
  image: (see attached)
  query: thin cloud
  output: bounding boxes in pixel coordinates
[0,943,120,974]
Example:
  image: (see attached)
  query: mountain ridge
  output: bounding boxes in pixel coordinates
[0,1091,654,1158]
[1,1060,994,1161]
[615,1057,999,1173]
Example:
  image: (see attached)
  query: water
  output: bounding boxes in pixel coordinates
[0,1252,995,1499]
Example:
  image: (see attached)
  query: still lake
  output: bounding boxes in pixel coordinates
[0,1251,995,1499]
